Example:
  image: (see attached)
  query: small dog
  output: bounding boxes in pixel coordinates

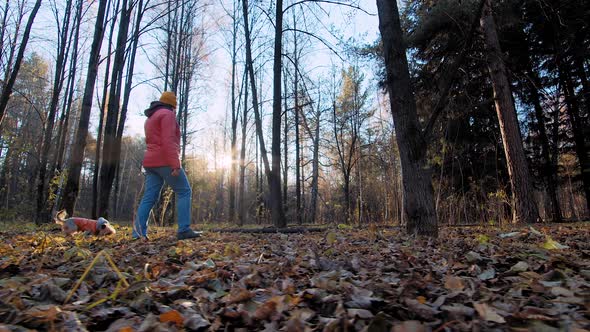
[54,210,116,236]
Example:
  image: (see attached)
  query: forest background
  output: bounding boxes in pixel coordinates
[0,0,588,232]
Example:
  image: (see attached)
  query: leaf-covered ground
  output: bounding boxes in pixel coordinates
[0,222,589,331]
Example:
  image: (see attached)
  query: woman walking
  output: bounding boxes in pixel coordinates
[133,91,202,240]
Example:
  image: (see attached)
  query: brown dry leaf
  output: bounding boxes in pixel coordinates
[23,305,62,322]
[444,276,465,291]
[159,309,184,327]
[392,320,427,332]
[225,288,254,304]
[253,300,278,321]
[285,316,305,332]
[474,302,506,323]
[118,327,134,332]
[513,307,558,321]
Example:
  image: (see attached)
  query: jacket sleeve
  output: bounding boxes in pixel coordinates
[160,111,181,169]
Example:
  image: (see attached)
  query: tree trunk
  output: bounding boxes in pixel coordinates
[282,74,288,209]
[309,104,320,224]
[98,0,131,218]
[529,70,562,221]
[93,0,118,218]
[0,0,42,128]
[299,84,321,224]
[238,68,249,226]
[228,0,238,224]
[270,0,287,228]
[294,26,301,225]
[36,0,73,223]
[376,0,437,236]
[561,68,590,215]
[242,0,271,203]
[60,0,108,215]
[480,0,539,224]
[48,0,83,213]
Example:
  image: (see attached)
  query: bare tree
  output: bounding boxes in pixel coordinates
[36,0,74,223]
[269,0,287,228]
[0,0,42,129]
[242,0,272,219]
[60,0,108,215]
[377,0,437,236]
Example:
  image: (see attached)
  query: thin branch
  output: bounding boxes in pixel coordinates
[283,0,374,16]
[283,28,344,61]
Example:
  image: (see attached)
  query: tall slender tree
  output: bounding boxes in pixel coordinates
[60,0,108,215]
[0,0,42,129]
[480,0,539,224]
[36,0,74,223]
[270,0,287,227]
[377,0,437,236]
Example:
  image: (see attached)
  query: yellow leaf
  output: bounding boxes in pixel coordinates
[326,232,337,245]
[160,310,184,327]
[542,236,569,250]
[476,234,489,244]
[416,296,427,304]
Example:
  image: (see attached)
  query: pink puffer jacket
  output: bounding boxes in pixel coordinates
[142,101,181,169]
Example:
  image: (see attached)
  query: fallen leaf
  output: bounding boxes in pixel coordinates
[159,310,183,327]
[509,261,529,273]
[513,307,558,321]
[403,299,440,320]
[542,236,569,250]
[529,226,542,236]
[444,276,465,291]
[184,313,210,330]
[441,303,475,317]
[285,316,305,332]
[476,234,489,244]
[60,311,86,331]
[499,231,521,238]
[474,302,505,323]
[347,308,374,319]
[23,305,62,322]
[253,299,278,321]
[392,320,426,332]
[550,287,574,297]
[465,251,481,263]
[478,268,496,280]
[326,232,337,245]
[225,288,254,304]
[366,312,393,332]
[526,321,561,332]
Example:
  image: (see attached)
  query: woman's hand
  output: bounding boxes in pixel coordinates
[171,168,180,177]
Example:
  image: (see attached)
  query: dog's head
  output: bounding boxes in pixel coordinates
[54,209,68,224]
[97,217,116,236]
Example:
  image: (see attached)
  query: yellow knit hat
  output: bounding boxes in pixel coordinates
[159,91,177,108]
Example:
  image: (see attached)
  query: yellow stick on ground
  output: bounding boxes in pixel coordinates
[64,250,129,305]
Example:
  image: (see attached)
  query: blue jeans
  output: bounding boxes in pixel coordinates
[133,166,192,238]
